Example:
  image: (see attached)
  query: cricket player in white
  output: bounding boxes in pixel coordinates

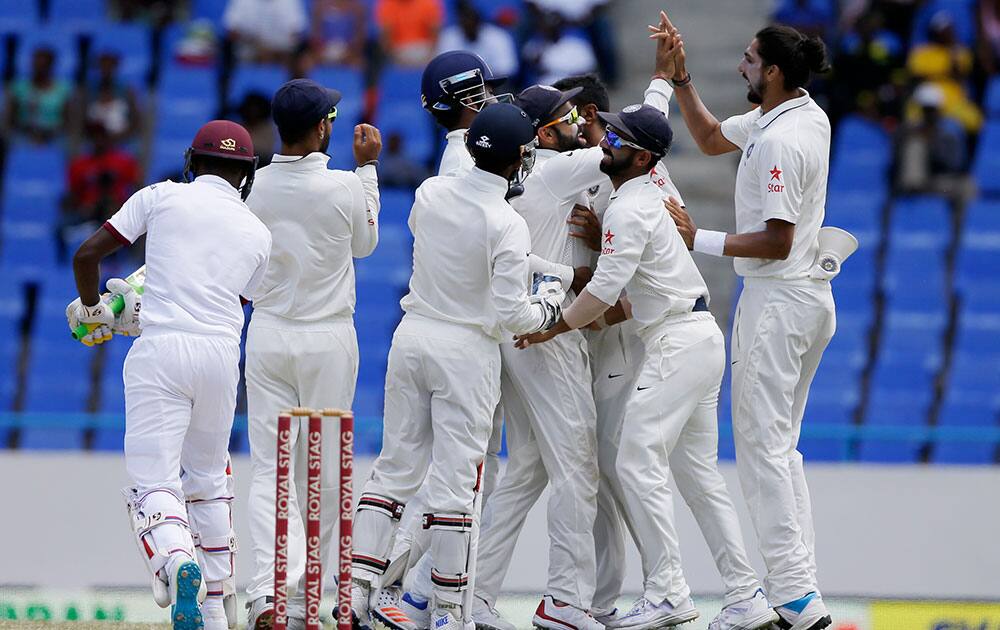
[350,103,565,630]
[555,69,775,630]
[241,79,382,630]
[68,120,271,630]
[663,16,836,630]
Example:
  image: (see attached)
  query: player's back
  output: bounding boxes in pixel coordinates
[246,155,376,321]
[400,169,524,340]
[121,177,271,344]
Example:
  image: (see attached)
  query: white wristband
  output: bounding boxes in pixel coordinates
[693,229,727,257]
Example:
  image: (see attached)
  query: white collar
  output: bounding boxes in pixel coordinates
[195,174,240,198]
[609,174,652,200]
[756,89,811,129]
[466,166,511,195]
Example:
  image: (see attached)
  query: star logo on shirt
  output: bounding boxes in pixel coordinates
[604,229,614,244]
[769,165,782,181]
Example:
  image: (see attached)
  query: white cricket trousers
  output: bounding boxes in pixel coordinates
[730,277,835,607]
[244,313,359,614]
[616,312,728,606]
[474,331,599,610]
[124,329,241,587]
[352,314,499,607]
[589,320,761,610]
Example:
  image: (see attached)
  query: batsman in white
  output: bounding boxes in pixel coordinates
[350,103,565,630]
[240,79,382,630]
[557,68,776,630]
[68,120,272,630]
[664,15,837,630]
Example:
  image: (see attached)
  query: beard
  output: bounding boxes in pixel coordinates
[599,148,633,177]
[319,132,331,154]
[745,74,764,104]
[553,125,585,153]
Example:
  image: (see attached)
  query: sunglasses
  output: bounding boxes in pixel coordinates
[327,106,338,121]
[540,105,581,130]
[604,128,645,151]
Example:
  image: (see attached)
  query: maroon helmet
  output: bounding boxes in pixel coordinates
[183,120,259,200]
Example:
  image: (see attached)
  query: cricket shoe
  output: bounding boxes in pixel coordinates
[772,593,831,630]
[472,596,516,630]
[608,596,698,629]
[246,596,274,630]
[593,608,621,626]
[431,608,474,630]
[532,595,604,630]
[400,591,431,629]
[170,560,205,630]
[372,586,419,630]
[153,573,172,608]
[707,590,778,630]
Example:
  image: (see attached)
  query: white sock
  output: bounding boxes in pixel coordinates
[201,596,227,630]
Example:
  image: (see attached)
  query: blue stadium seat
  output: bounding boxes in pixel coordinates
[92,24,152,86]
[0,330,19,413]
[160,64,218,100]
[0,413,14,448]
[4,145,66,183]
[826,190,884,240]
[1,182,60,223]
[156,95,216,146]
[18,414,89,450]
[879,309,947,360]
[378,101,436,164]
[149,137,193,181]
[230,64,290,107]
[808,364,862,407]
[799,400,853,462]
[91,413,125,452]
[832,115,891,168]
[910,0,977,46]
[985,76,1000,119]
[947,351,1000,403]
[380,65,423,102]
[952,311,1000,358]
[353,414,384,456]
[972,122,1000,197]
[23,337,94,412]
[48,0,107,31]
[955,247,1000,296]
[192,0,230,23]
[377,189,416,225]
[1,222,61,279]
[858,392,929,463]
[15,26,80,77]
[230,415,250,454]
[888,196,951,250]
[309,66,364,99]
[0,1,39,32]
[931,401,998,464]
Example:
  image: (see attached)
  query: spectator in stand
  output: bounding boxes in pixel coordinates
[83,51,141,147]
[311,0,367,67]
[3,47,72,144]
[832,9,907,123]
[894,82,970,201]
[112,0,184,25]
[60,122,141,256]
[223,0,307,63]
[437,0,518,78]
[522,12,597,85]
[977,0,1000,76]
[375,0,444,66]
[171,19,219,66]
[525,0,618,86]
[379,131,429,188]
[907,10,983,132]
[238,92,276,166]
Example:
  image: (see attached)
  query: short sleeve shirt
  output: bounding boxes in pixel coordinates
[720,91,831,279]
[105,175,272,344]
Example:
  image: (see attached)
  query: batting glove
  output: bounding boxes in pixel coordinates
[528,273,565,332]
[106,277,142,337]
[66,296,115,346]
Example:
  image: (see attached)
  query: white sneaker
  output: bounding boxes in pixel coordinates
[773,592,831,630]
[400,591,431,630]
[170,560,204,630]
[472,596,516,630]
[593,608,620,626]
[609,596,698,629]
[372,586,418,630]
[532,596,604,630]
[708,590,779,630]
[245,596,274,630]
[431,608,474,630]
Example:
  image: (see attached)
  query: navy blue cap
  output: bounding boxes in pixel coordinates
[516,84,582,131]
[421,50,505,112]
[466,103,534,166]
[271,79,342,132]
[597,104,673,156]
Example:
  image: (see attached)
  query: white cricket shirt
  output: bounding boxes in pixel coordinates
[586,175,708,335]
[439,128,474,176]
[104,175,272,344]
[720,90,831,280]
[400,167,547,339]
[244,153,380,322]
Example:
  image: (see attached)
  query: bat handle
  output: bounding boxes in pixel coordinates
[71,294,127,341]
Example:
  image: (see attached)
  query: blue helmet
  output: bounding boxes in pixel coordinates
[421,50,510,113]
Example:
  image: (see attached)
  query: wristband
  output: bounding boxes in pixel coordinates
[693,229,727,256]
[672,73,692,88]
[358,160,379,168]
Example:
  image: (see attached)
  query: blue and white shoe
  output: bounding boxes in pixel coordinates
[773,592,831,630]
[708,590,778,630]
[607,596,698,629]
[170,560,204,630]
[400,591,431,630]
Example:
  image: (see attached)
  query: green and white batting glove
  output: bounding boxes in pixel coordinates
[66,296,116,346]
[106,277,142,337]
